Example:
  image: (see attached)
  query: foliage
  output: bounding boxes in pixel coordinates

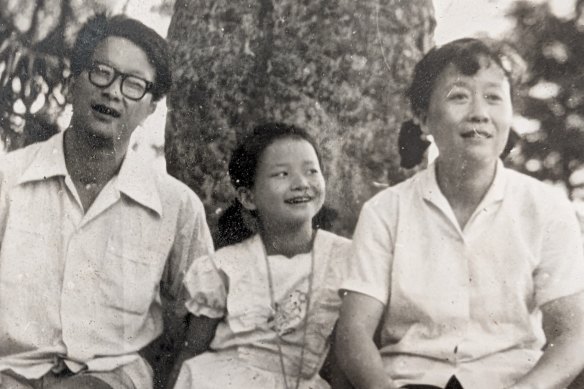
[0,0,130,151]
[505,0,584,195]
[166,0,435,237]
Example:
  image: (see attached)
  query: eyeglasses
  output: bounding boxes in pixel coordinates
[88,62,154,101]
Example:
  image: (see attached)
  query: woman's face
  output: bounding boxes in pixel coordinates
[241,137,325,229]
[420,58,513,168]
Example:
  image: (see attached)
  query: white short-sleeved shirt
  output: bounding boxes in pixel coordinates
[342,161,584,389]
[182,230,351,381]
[0,132,214,383]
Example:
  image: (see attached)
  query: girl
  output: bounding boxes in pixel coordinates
[173,123,350,389]
[336,38,584,389]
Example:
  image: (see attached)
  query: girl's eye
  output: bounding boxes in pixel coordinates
[308,168,320,175]
[271,171,288,177]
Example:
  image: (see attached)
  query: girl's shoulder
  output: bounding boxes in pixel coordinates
[316,229,351,247]
[211,234,262,269]
[315,229,352,263]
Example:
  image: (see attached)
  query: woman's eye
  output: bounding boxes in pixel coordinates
[308,168,320,175]
[485,93,503,102]
[271,171,288,177]
[447,92,469,101]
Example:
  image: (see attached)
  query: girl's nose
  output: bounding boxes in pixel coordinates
[291,174,309,190]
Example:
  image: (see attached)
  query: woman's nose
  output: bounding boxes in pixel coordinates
[468,97,489,122]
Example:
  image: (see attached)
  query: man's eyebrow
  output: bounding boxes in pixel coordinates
[92,59,152,80]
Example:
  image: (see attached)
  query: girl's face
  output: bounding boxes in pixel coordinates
[420,58,513,168]
[241,137,325,229]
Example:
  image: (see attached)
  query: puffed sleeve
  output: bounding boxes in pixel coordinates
[183,254,227,319]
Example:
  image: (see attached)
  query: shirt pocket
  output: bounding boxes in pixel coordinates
[0,219,55,287]
[98,245,165,315]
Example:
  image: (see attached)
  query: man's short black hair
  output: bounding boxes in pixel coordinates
[70,14,172,101]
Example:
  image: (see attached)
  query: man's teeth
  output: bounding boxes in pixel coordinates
[92,104,120,118]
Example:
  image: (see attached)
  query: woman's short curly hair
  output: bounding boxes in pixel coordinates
[70,13,172,101]
[407,37,523,119]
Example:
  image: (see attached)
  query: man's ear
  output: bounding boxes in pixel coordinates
[147,100,157,116]
[138,101,157,127]
[236,187,257,211]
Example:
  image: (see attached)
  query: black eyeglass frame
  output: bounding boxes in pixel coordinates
[87,62,154,101]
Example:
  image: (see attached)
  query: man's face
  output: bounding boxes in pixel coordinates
[69,36,156,147]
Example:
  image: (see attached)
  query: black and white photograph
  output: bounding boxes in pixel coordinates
[1,0,584,388]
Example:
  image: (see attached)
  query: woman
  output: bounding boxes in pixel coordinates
[335,38,584,389]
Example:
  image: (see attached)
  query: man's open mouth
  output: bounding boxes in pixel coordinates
[92,104,121,118]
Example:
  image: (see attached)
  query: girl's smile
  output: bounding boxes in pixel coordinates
[242,137,325,228]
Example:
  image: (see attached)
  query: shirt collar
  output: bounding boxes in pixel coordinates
[18,130,162,216]
[421,159,507,209]
[115,147,163,216]
[18,131,68,184]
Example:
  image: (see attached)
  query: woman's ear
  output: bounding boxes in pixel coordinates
[413,114,428,134]
[236,187,257,211]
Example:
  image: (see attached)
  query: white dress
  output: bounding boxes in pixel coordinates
[174,230,351,389]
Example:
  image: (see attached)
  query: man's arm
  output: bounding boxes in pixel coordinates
[165,314,220,389]
[507,291,584,389]
[335,291,397,389]
[147,191,214,388]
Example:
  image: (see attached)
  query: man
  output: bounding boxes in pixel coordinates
[0,14,213,389]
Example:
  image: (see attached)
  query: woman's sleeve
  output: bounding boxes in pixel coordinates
[183,254,227,319]
[340,197,395,305]
[534,196,584,307]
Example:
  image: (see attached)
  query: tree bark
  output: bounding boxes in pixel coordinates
[166,0,435,236]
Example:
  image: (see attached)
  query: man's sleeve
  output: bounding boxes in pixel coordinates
[161,192,214,318]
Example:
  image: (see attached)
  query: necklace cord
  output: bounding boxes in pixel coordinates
[261,234,316,389]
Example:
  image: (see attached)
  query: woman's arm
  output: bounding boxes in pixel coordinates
[507,291,584,389]
[335,291,397,389]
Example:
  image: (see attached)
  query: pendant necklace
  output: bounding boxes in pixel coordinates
[261,235,316,389]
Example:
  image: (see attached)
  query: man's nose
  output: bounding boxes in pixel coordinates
[101,75,123,99]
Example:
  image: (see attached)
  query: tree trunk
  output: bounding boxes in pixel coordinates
[166,0,435,237]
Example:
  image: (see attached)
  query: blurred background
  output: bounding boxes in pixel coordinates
[1,0,583,236]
